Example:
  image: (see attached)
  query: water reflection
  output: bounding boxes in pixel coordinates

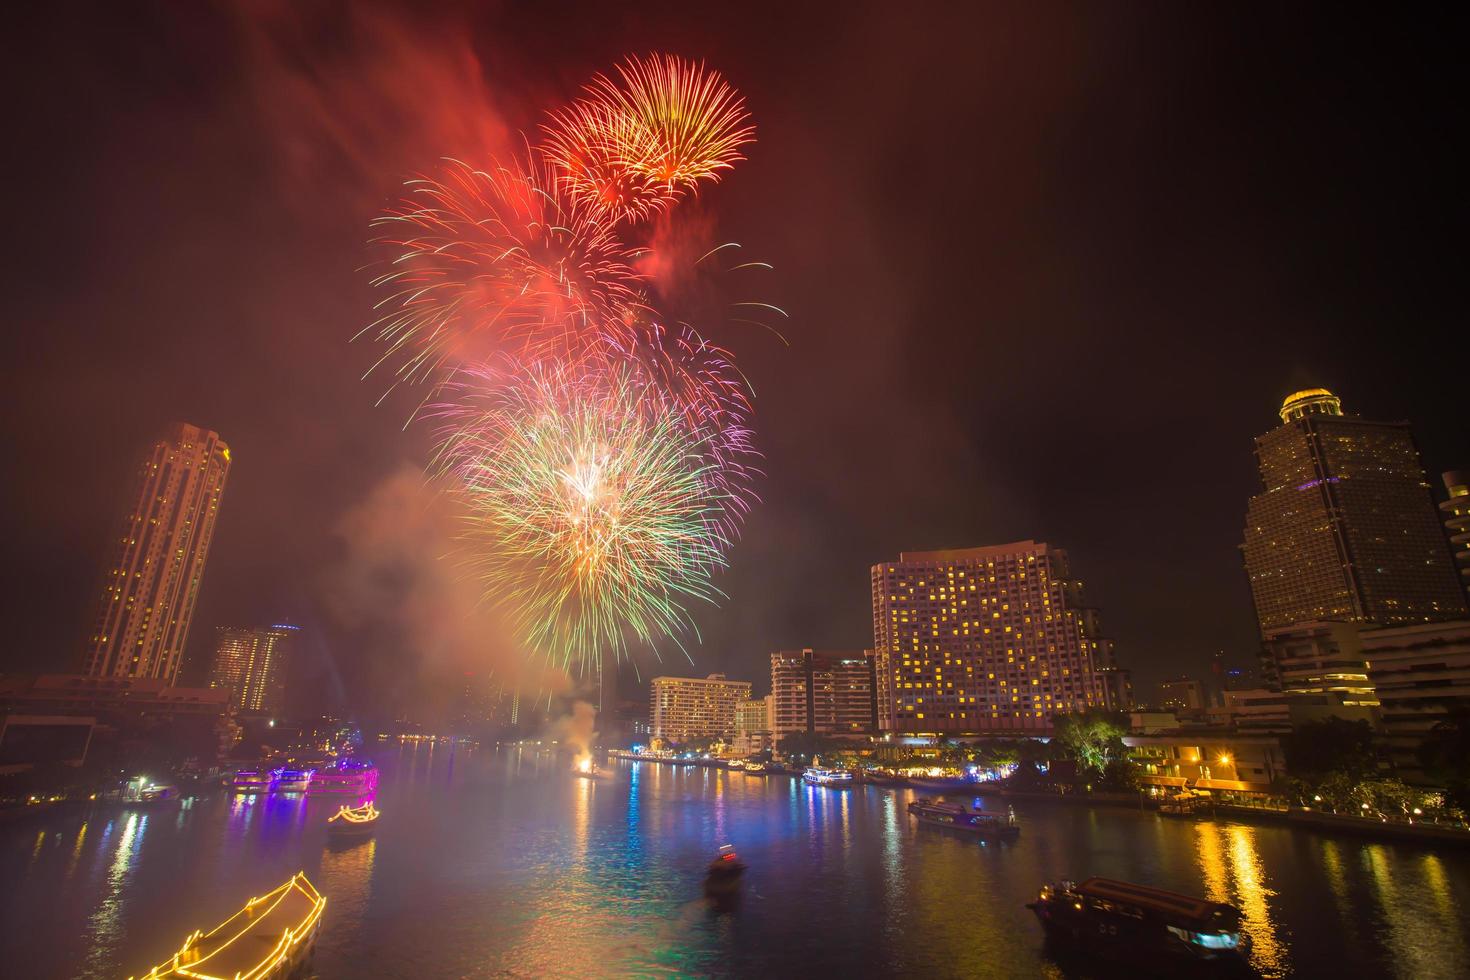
[1192,822,1285,976]
[5,755,1470,979]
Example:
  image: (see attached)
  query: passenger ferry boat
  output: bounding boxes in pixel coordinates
[1027,877,1244,966]
[908,798,1020,838]
[270,768,314,793]
[131,872,325,979]
[231,770,270,794]
[327,802,380,838]
[309,758,379,795]
[802,767,854,787]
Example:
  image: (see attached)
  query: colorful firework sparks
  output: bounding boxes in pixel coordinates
[432,360,733,674]
[541,53,754,223]
[363,53,771,677]
[362,156,645,394]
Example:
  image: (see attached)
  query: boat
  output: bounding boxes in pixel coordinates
[802,767,854,787]
[326,801,380,838]
[231,770,270,794]
[308,758,378,795]
[1027,877,1245,966]
[572,757,602,779]
[270,768,314,793]
[704,844,746,898]
[741,761,768,774]
[908,798,1020,838]
[130,872,325,979]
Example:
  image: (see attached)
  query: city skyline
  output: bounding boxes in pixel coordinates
[1,5,1465,713]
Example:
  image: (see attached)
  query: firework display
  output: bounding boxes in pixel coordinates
[433,360,730,673]
[365,54,766,677]
[542,53,754,223]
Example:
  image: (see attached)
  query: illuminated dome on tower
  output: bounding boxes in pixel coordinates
[1278,387,1342,423]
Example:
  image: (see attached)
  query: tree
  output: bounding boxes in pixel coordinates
[1283,717,1377,782]
[1417,707,1470,812]
[1051,710,1129,776]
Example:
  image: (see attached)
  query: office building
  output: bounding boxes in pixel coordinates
[82,423,232,684]
[1442,470,1470,604]
[1362,620,1470,781]
[871,540,1117,735]
[649,674,751,742]
[770,649,878,742]
[1241,389,1465,634]
[210,624,299,715]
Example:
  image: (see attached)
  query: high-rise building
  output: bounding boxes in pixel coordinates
[649,674,751,742]
[1441,470,1470,604]
[1241,389,1466,635]
[769,649,878,742]
[83,423,232,684]
[871,541,1117,735]
[210,624,298,715]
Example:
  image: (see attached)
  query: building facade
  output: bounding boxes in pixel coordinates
[1442,470,1470,605]
[82,423,232,684]
[871,541,1117,735]
[210,624,299,715]
[733,696,774,755]
[1241,389,1466,635]
[1156,677,1207,713]
[1258,621,1379,708]
[769,649,878,742]
[1362,620,1470,782]
[649,674,751,742]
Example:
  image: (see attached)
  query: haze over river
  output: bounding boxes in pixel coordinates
[3,743,1468,978]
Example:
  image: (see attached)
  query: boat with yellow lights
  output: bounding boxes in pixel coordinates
[130,872,325,980]
[326,801,380,838]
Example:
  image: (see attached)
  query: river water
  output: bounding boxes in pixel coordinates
[2,742,1468,978]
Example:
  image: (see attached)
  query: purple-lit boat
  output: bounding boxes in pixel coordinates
[308,758,379,794]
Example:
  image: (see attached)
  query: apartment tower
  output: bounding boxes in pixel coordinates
[210,624,299,715]
[82,423,231,683]
[769,649,878,742]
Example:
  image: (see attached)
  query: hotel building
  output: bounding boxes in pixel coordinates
[649,674,751,742]
[770,649,878,742]
[210,624,299,715]
[1241,389,1465,635]
[82,422,231,684]
[871,540,1118,735]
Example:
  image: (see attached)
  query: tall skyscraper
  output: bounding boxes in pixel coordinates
[871,540,1117,735]
[1441,469,1470,604]
[1241,389,1466,634]
[769,649,878,742]
[649,674,751,742]
[210,624,299,715]
[83,423,231,684]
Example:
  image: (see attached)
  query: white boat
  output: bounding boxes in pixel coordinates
[803,767,854,787]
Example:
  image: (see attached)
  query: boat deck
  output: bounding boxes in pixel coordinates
[135,874,324,979]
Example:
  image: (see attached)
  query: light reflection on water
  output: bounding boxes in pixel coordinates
[2,748,1469,979]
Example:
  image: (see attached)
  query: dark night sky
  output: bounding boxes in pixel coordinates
[2,3,1464,716]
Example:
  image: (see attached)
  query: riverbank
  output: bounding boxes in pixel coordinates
[976,783,1470,847]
